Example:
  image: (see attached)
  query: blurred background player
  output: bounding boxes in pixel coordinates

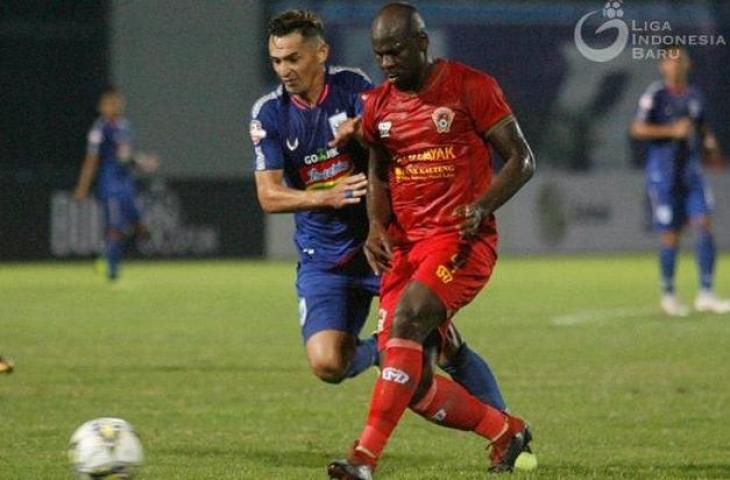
[328,3,535,478]
[251,9,508,410]
[73,88,159,281]
[0,355,14,374]
[631,45,730,316]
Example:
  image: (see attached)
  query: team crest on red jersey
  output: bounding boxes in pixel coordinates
[431,107,455,133]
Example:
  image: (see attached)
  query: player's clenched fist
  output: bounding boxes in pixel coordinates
[454,203,486,240]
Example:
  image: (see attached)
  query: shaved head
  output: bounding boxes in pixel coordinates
[372,2,426,40]
[370,2,432,92]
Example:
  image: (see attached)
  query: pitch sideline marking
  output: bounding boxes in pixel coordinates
[551,307,656,326]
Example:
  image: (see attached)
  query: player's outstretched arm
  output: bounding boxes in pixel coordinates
[255,169,367,214]
[457,119,535,239]
[73,153,100,201]
[364,144,393,274]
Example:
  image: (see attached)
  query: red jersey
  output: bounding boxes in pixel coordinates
[361,59,513,247]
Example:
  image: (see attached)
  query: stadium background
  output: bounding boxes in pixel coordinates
[2,0,729,259]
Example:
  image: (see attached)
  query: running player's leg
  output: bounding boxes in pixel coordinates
[298,265,377,383]
[336,241,528,473]
[687,178,730,313]
[648,180,687,315]
[438,324,507,411]
[102,197,125,281]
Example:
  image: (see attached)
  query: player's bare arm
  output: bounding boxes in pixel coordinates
[630,117,693,141]
[73,153,100,200]
[364,143,393,274]
[254,169,367,213]
[456,119,535,239]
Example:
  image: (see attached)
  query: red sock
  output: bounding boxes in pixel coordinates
[357,339,424,463]
[411,375,508,441]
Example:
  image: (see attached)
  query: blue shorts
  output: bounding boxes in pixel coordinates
[296,254,380,342]
[102,194,141,232]
[647,173,713,231]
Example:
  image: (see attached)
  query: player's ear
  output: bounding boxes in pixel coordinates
[417,32,428,53]
[317,42,330,64]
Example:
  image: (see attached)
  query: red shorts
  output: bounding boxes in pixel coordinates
[376,234,497,351]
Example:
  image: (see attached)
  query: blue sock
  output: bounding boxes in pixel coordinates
[106,236,122,280]
[345,334,379,378]
[695,229,715,291]
[440,344,507,411]
[659,245,677,294]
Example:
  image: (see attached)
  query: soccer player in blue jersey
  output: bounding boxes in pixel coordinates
[250,10,507,409]
[74,88,158,281]
[631,45,729,315]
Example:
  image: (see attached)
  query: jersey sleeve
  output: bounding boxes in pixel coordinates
[360,91,379,145]
[86,121,104,156]
[465,72,514,137]
[250,102,283,172]
[351,73,374,117]
[635,85,659,123]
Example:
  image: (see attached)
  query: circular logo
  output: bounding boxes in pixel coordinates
[574,5,629,63]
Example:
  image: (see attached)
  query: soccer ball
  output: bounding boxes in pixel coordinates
[603,0,624,19]
[68,418,143,479]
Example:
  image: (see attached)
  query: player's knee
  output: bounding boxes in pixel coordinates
[660,231,680,248]
[692,216,713,234]
[308,354,348,384]
[106,228,124,240]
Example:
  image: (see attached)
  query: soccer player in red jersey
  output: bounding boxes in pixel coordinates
[328,3,535,478]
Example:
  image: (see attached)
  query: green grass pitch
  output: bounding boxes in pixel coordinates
[1,255,729,479]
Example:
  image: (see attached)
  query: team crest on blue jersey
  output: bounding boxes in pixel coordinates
[249,120,266,146]
[432,107,455,134]
[328,111,348,137]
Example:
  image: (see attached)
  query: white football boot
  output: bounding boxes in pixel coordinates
[660,294,690,317]
[694,291,730,314]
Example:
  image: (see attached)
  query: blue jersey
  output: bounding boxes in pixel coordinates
[635,81,706,182]
[86,117,136,199]
[250,66,373,269]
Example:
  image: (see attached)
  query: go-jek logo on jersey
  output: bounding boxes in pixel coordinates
[574,1,629,63]
[382,367,410,384]
[304,147,340,165]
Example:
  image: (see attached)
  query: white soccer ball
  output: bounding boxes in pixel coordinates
[68,418,143,479]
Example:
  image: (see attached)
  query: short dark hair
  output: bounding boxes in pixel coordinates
[268,10,325,41]
[100,86,121,99]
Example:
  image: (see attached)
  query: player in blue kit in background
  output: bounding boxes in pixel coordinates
[74,88,158,281]
[631,45,729,316]
[250,10,507,409]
